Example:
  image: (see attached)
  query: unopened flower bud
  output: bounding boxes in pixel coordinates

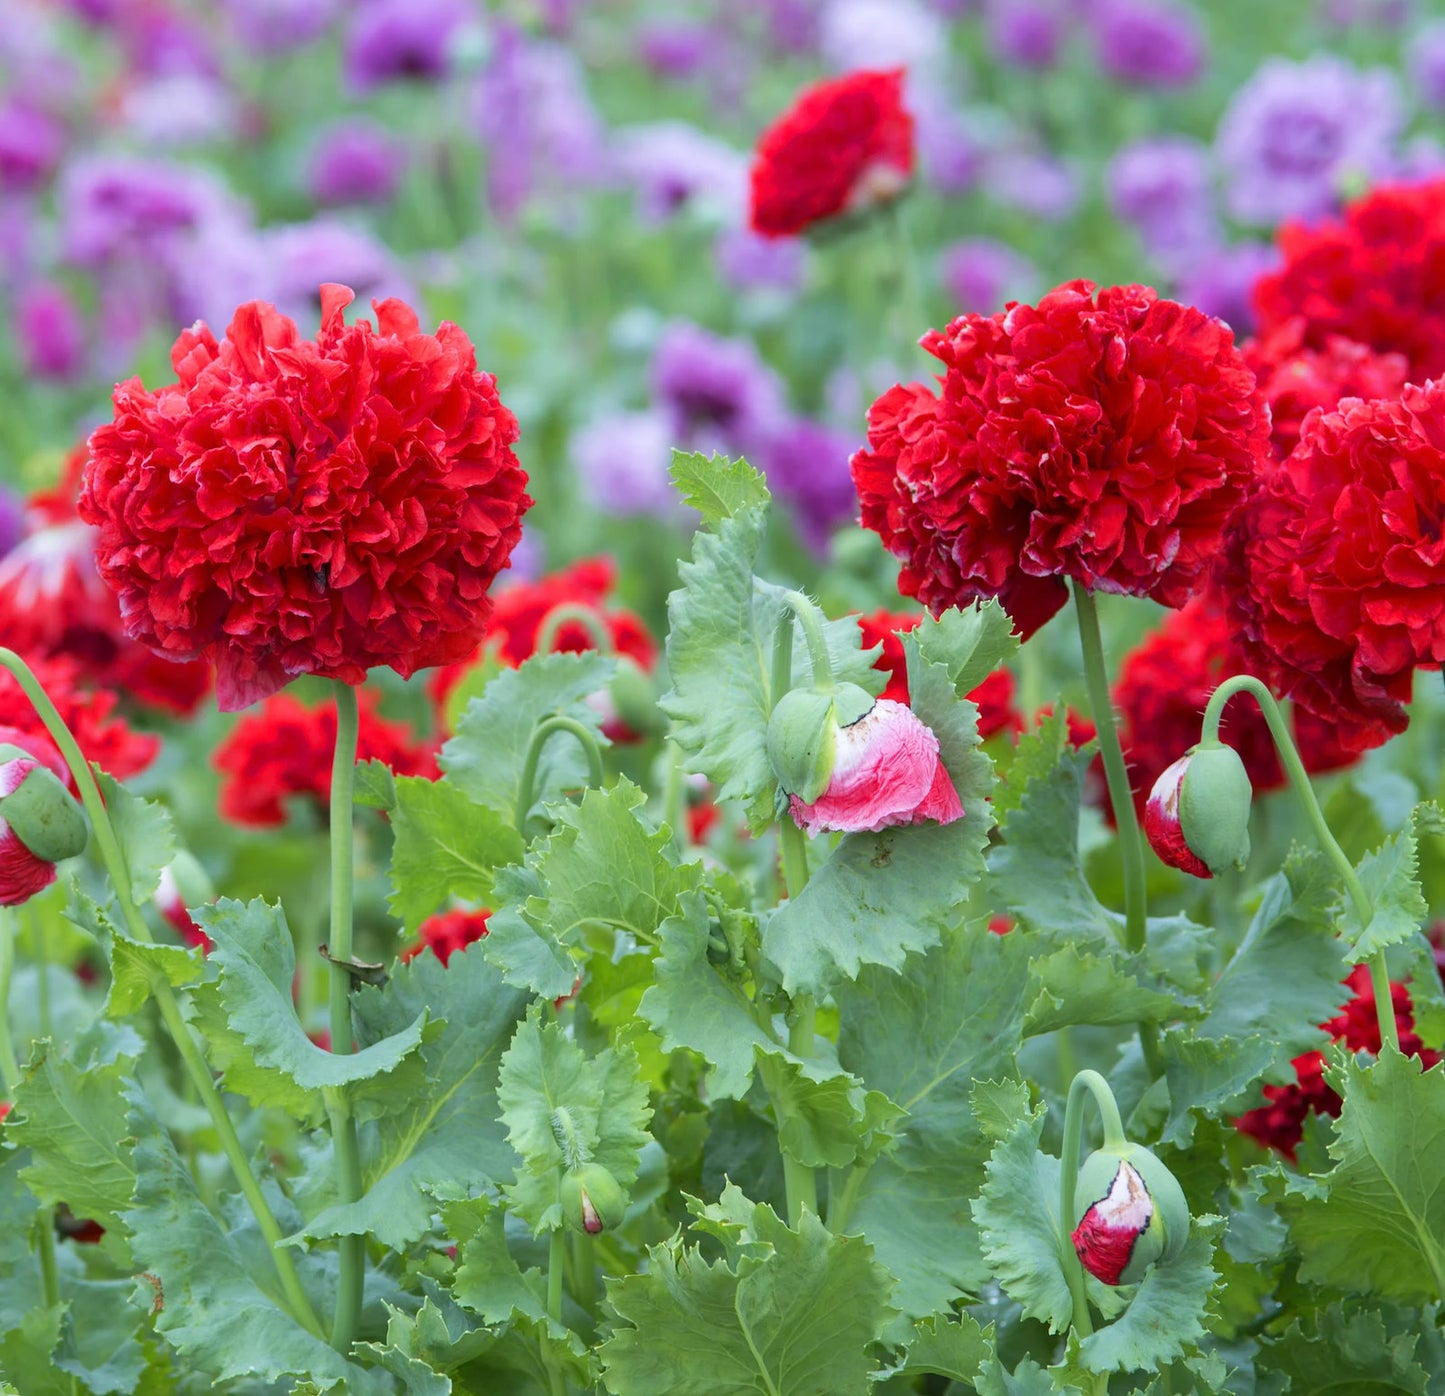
[1145,744,1251,879]
[1071,1143,1189,1286]
[766,682,874,805]
[559,1163,626,1236]
[609,655,662,738]
[0,745,86,906]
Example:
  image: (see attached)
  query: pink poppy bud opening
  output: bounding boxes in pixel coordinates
[1070,1159,1156,1286]
[0,751,86,907]
[787,698,963,836]
[1143,755,1211,878]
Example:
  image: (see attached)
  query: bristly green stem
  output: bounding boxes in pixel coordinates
[515,716,605,836]
[0,649,324,1340]
[1070,588,1164,1080]
[779,591,835,694]
[325,682,365,1353]
[1201,675,1399,1053]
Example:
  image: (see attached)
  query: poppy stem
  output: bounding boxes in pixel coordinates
[515,716,606,837]
[534,602,615,658]
[780,591,836,694]
[0,914,19,1092]
[1202,674,1399,1053]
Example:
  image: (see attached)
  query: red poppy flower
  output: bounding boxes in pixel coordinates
[749,68,913,238]
[1220,381,1445,751]
[852,281,1270,639]
[80,284,530,711]
[1253,178,1445,382]
[401,907,490,966]
[213,689,435,828]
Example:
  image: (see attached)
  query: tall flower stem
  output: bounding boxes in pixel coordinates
[0,913,20,1092]
[325,681,365,1352]
[881,200,929,362]
[1059,1070,1127,1396]
[0,649,323,1340]
[1201,675,1399,1053]
[1070,589,1163,1078]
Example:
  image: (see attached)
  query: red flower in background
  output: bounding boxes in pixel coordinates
[852,281,1270,639]
[80,284,531,711]
[1220,381,1445,753]
[750,68,913,238]
[214,689,435,827]
[0,449,211,715]
[1242,318,1409,461]
[402,907,490,966]
[1253,178,1445,382]
[1236,964,1439,1159]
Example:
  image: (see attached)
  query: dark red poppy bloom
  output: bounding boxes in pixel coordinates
[1253,178,1445,382]
[853,281,1270,639]
[1242,318,1409,461]
[401,907,490,966]
[750,68,913,238]
[80,284,531,711]
[213,689,435,828]
[1220,381,1445,751]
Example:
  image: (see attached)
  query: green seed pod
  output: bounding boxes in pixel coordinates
[766,682,874,804]
[1071,1143,1190,1286]
[1177,742,1253,874]
[560,1164,627,1236]
[0,749,87,864]
[609,656,662,737]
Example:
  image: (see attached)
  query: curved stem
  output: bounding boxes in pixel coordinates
[26,906,50,1042]
[1201,675,1398,1052]
[325,682,365,1353]
[0,650,323,1339]
[514,716,605,835]
[779,591,835,695]
[535,603,614,659]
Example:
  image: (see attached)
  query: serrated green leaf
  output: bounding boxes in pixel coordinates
[1158,1031,1279,1149]
[992,708,1068,820]
[0,1306,67,1396]
[1023,946,1179,1037]
[1342,816,1430,962]
[1075,1216,1223,1374]
[497,1004,652,1233]
[875,1312,993,1383]
[196,898,428,1125]
[638,889,775,1100]
[0,1152,39,1335]
[52,1277,150,1396]
[353,759,397,811]
[439,651,614,824]
[94,772,175,904]
[754,1048,904,1169]
[387,776,525,933]
[301,946,530,1249]
[836,922,1031,1316]
[481,863,580,999]
[446,1196,567,1340]
[1257,1302,1431,1394]
[601,1185,896,1396]
[1269,1048,1445,1302]
[972,1079,1033,1142]
[669,450,768,526]
[977,1356,1071,1395]
[912,603,1020,698]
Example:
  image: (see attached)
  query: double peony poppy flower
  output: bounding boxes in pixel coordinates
[80,284,531,711]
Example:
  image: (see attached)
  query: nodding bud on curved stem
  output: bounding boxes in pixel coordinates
[0,744,87,906]
[1144,742,1252,878]
[1070,1142,1190,1286]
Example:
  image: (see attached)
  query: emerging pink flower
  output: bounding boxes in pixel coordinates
[787,699,963,836]
[1071,1159,1155,1285]
[0,750,88,907]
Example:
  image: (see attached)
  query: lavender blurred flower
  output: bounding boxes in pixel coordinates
[1390,133,1445,183]
[819,0,946,76]
[0,486,24,562]
[571,410,677,517]
[221,0,342,54]
[1409,22,1445,109]
[938,238,1038,312]
[652,321,786,459]
[259,219,415,325]
[986,0,1065,68]
[987,148,1080,221]
[1107,136,1217,274]
[308,119,405,207]
[1323,0,1410,27]
[638,19,712,79]
[714,226,807,294]
[613,123,747,226]
[760,418,861,554]
[1175,240,1277,335]
[344,0,477,92]
[1216,56,1402,227]
[0,102,63,193]
[745,0,822,52]
[1088,0,1204,88]
[913,100,987,195]
[15,280,85,381]
[123,74,239,149]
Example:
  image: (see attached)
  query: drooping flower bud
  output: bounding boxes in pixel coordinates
[766,681,875,804]
[1144,743,1252,878]
[0,744,87,906]
[783,697,963,836]
[1070,1143,1190,1286]
[560,1163,627,1235]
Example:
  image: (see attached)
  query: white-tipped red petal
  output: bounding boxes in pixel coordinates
[0,814,58,907]
[1144,754,1211,879]
[1071,1160,1155,1286]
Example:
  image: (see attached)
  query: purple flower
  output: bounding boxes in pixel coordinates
[221,0,341,54]
[760,418,861,554]
[987,0,1065,68]
[1106,136,1217,273]
[571,411,677,517]
[714,227,806,294]
[613,122,747,226]
[122,74,238,149]
[0,486,24,563]
[913,100,987,195]
[986,148,1080,221]
[259,219,415,326]
[938,238,1038,313]
[652,321,786,459]
[308,120,405,206]
[15,280,85,381]
[638,19,712,79]
[744,0,822,52]
[819,0,946,75]
[344,0,476,93]
[1410,21,1445,109]
[1175,240,1277,336]
[1089,0,1205,88]
[1323,0,1410,27]
[1216,56,1402,227]
[0,102,64,192]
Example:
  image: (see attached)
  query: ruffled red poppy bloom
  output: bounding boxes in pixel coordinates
[0,450,211,715]
[80,284,530,711]
[213,689,435,828]
[1220,381,1445,751]
[401,907,490,966]
[750,68,913,238]
[1236,964,1438,1159]
[853,281,1270,639]
[1253,178,1445,382]
[1241,318,1409,460]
